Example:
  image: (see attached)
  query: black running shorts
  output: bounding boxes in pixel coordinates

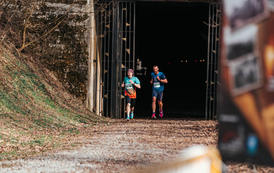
[125,96,136,108]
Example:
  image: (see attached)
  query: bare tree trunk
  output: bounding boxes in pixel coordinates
[86,0,96,112]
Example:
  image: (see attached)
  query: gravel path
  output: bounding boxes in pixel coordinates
[1,118,270,173]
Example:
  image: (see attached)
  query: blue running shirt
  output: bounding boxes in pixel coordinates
[124,76,140,98]
[151,72,166,92]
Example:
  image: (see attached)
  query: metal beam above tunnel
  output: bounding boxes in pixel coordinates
[99,0,220,3]
[125,0,220,2]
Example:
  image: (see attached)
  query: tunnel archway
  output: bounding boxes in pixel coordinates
[134,2,209,118]
[94,0,221,119]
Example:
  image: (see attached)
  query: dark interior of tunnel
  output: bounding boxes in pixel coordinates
[134,2,209,118]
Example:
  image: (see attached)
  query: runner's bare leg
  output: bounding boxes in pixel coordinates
[127,103,131,116]
[152,97,157,112]
[158,101,163,111]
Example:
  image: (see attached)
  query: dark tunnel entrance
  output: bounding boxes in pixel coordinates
[134,2,209,118]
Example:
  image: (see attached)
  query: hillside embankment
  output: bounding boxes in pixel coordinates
[0,44,110,160]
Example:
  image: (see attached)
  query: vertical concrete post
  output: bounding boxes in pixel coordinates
[96,46,101,115]
[86,0,96,112]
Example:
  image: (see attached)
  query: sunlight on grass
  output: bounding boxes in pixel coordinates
[0,44,110,161]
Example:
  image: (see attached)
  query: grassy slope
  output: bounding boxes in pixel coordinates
[0,44,109,160]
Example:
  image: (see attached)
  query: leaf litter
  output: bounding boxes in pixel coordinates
[0,118,271,172]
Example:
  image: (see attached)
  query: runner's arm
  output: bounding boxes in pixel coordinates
[160,78,168,83]
[134,78,141,89]
[160,73,168,83]
[121,81,124,87]
[150,78,153,84]
[134,83,141,89]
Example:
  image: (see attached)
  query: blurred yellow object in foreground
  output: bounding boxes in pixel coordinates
[142,145,222,173]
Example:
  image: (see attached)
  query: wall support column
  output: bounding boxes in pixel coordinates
[86,0,96,112]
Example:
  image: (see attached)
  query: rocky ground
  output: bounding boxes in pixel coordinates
[0,118,273,172]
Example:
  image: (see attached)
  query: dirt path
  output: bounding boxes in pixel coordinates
[0,119,273,172]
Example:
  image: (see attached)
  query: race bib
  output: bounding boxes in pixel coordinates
[154,82,160,88]
[126,83,133,89]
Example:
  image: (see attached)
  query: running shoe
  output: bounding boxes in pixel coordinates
[151,113,156,119]
[126,116,130,121]
[159,110,164,118]
[130,112,134,119]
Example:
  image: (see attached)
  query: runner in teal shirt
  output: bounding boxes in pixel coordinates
[121,69,141,121]
[123,76,141,97]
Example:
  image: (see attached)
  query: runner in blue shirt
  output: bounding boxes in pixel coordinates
[150,65,168,118]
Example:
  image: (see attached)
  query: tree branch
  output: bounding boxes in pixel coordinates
[19,16,66,52]
[0,13,16,42]
[20,2,36,51]
[0,1,19,42]
[19,0,76,52]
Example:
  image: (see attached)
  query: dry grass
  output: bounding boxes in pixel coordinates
[0,44,111,160]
